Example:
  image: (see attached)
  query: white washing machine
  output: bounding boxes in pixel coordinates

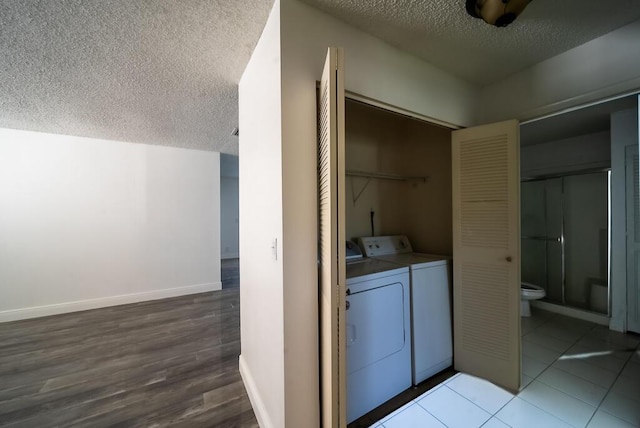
[345,241,412,423]
[358,235,453,385]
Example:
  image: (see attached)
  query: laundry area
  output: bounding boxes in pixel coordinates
[343,99,455,423]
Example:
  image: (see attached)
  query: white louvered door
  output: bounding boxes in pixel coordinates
[452,119,521,392]
[626,145,640,333]
[318,47,346,428]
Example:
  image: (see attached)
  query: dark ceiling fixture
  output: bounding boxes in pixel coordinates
[466,0,534,27]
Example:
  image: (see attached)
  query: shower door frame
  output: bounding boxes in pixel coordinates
[521,168,611,315]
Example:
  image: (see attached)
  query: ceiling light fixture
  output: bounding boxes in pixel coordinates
[466,0,534,27]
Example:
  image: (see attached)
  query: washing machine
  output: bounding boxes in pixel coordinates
[345,241,412,423]
[357,235,453,385]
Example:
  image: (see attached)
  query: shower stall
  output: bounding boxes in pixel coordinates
[521,171,610,315]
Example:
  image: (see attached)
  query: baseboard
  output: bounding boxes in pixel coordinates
[240,354,274,428]
[609,317,626,333]
[222,253,239,260]
[531,300,610,326]
[0,282,222,323]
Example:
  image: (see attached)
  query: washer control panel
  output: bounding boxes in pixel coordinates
[357,235,413,257]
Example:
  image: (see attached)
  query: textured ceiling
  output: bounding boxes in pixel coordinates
[302,0,640,86]
[0,0,274,154]
[2,1,639,154]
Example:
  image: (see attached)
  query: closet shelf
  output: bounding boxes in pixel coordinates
[346,170,428,183]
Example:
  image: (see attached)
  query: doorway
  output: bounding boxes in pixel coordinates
[220,153,240,289]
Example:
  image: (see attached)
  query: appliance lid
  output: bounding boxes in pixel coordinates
[346,240,363,260]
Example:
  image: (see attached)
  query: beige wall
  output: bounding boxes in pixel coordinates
[345,100,453,255]
[276,0,478,426]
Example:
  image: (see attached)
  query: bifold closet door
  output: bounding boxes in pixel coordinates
[318,47,346,427]
[452,119,521,393]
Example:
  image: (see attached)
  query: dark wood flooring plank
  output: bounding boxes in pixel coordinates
[0,289,257,427]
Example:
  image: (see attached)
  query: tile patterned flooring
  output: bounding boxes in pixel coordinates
[371,309,640,428]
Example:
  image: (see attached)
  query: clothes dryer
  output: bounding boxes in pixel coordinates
[345,241,412,423]
[358,235,453,385]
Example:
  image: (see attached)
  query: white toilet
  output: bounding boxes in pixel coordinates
[521,282,545,317]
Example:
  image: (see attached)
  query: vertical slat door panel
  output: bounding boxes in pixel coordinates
[626,145,640,333]
[318,47,346,428]
[452,119,521,393]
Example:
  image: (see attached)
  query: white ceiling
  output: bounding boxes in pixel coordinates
[0,0,274,155]
[1,0,639,154]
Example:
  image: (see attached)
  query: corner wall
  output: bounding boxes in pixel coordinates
[0,128,221,322]
[279,1,477,426]
[238,1,285,427]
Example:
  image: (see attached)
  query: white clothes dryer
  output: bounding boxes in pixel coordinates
[345,241,412,423]
[358,235,453,385]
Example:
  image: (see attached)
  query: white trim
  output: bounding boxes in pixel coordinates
[239,354,274,428]
[0,282,221,323]
[345,90,462,130]
[519,81,640,124]
[531,300,610,326]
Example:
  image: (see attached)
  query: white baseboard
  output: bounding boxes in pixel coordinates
[240,354,274,428]
[531,300,610,326]
[609,317,626,333]
[0,282,222,323]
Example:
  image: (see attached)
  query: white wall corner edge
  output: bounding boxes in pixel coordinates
[0,282,222,323]
[239,354,274,428]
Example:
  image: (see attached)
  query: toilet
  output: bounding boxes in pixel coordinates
[521,282,546,317]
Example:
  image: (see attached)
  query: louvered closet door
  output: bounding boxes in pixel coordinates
[626,145,640,333]
[452,119,521,392]
[318,47,346,428]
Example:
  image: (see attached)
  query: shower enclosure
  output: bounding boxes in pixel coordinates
[521,171,610,314]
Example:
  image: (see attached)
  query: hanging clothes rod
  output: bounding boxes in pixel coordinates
[346,170,428,183]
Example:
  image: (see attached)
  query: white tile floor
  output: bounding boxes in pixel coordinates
[370,309,640,428]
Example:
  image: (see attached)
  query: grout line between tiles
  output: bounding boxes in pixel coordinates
[411,401,452,428]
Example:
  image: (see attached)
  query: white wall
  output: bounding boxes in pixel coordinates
[276,1,477,426]
[610,106,639,331]
[520,131,611,178]
[220,154,239,259]
[479,20,640,124]
[0,128,221,322]
[238,1,285,427]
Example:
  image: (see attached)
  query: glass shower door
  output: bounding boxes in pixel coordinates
[521,173,609,313]
[521,178,563,304]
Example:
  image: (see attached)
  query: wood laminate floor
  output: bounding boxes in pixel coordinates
[0,289,257,427]
[221,259,239,289]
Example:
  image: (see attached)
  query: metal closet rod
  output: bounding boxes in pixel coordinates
[346,170,428,183]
